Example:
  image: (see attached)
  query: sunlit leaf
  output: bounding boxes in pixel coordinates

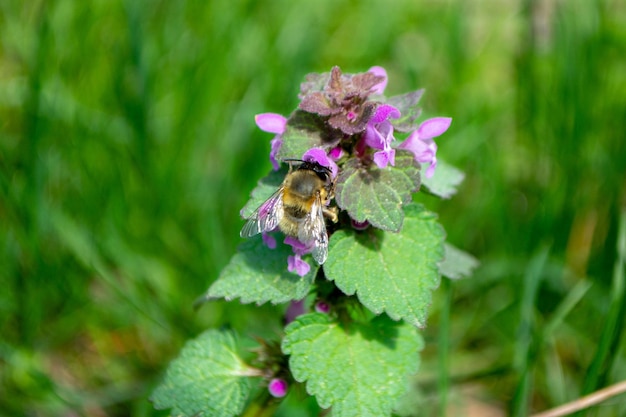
[421,160,465,199]
[335,150,421,232]
[325,204,445,327]
[151,329,253,417]
[439,243,479,280]
[282,313,423,417]
[206,236,317,305]
[387,89,424,133]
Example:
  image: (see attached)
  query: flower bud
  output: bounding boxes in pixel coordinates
[315,301,330,314]
[268,378,288,398]
[351,219,370,230]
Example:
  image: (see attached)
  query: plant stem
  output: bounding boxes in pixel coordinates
[531,379,626,417]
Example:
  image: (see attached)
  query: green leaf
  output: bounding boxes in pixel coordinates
[240,167,287,219]
[393,383,425,417]
[151,329,253,417]
[282,313,423,417]
[300,70,332,96]
[335,150,420,232]
[386,90,424,133]
[206,236,317,305]
[421,160,465,199]
[325,204,445,327]
[278,110,343,159]
[439,243,479,280]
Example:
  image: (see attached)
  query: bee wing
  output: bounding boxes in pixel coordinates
[240,188,284,237]
[298,194,329,265]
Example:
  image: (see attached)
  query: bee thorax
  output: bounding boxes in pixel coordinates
[287,173,322,198]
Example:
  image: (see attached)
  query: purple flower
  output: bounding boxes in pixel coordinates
[351,219,370,230]
[287,254,310,277]
[284,236,310,253]
[398,117,451,178]
[368,66,388,95]
[269,137,282,170]
[328,146,344,161]
[255,113,287,170]
[268,378,288,398]
[286,300,306,324]
[302,147,338,178]
[370,103,401,124]
[363,104,401,169]
[315,301,330,314]
[284,236,312,277]
[262,233,277,249]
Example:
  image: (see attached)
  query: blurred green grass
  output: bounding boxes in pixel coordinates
[1,0,625,416]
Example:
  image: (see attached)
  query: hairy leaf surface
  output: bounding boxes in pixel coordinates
[325,204,445,327]
[386,90,424,133]
[278,110,343,159]
[151,330,252,417]
[283,313,423,417]
[207,236,316,305]
[335,150,420,232]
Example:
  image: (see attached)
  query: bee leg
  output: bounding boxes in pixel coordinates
[323,206,339,223]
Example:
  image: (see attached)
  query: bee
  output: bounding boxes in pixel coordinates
[240,160,338,264]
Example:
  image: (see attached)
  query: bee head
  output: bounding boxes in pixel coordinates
[284,159,333,182]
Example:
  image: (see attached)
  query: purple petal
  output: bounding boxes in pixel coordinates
[268,378,288,398]
[398,131,435,160]
[287,254,310,277]
[269,137,283,171]
[377,120,394,141]
[387,148,396,166]
[373,148,395,168]
[262,233,277,249]
[328,146,344,160]
[364,124,385,150]
[370,104,400,124]
[398,130,438,176]
[422,138,437,161]
[302,147,338,178]
[417,117,451,140]
[286,300,306,323]
[368,66,388,94]
[255,113,287,134]
[425,157,438,178]
[284,236,309,255]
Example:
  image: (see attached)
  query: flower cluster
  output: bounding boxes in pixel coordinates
[250,66,452,276]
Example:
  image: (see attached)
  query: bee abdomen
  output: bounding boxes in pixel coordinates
[278,217,301,237]
[284,204,310,219]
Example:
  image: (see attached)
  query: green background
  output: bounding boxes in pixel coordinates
[1,0,625,415]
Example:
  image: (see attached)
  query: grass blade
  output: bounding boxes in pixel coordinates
[511,246,550,417]
[580,209,626,396]
[438,278,452,416]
